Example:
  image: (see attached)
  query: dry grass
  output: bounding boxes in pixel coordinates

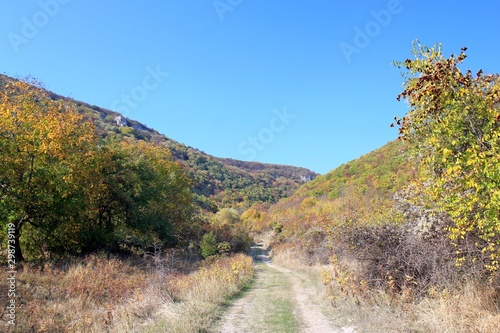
[320,276,500,333]
[320,256,500,332]
[271,239,500,333]
[0,255,151,332]
[146,253,254,332]
[414,283,500,333]
[272,243,423,332]
[0,253,253,333]
[269,242,307,269]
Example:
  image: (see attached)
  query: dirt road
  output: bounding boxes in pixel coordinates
[212,243,355,333]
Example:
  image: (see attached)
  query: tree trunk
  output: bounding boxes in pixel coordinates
[14,223,24,263]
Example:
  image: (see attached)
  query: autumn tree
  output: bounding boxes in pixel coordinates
[394,42,500,272]
[0,78,98,261]
[0,78,196,259]
[86,139,194,252]
[209,208,251,253]
[241,207,266,232]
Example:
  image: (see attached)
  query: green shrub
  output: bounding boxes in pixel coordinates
[200,232,217,258]
[217,241,231,255]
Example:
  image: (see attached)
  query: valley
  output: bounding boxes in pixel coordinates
[2,42,500,333]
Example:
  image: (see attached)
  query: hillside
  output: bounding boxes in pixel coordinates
[267,139,413,238]
[295,140,409,197]
[0,74,317,211]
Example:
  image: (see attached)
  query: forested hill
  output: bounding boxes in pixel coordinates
[292,139,411,201]
[266,139,414,238]
[0,74,317,210]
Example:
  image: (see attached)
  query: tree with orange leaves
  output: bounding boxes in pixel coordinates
[0,78,98,261]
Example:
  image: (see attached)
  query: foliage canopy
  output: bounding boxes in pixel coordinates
[394,42,500,272]
[0,79,194,260]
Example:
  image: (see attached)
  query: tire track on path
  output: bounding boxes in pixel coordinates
[214,243,355,333]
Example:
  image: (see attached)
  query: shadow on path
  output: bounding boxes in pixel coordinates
[249,242,271,264]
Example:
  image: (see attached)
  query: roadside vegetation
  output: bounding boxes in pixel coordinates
[0,253,253,332]
[263,43,500,332]
[0,77,255,332]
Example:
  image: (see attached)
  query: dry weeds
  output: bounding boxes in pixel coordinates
[272,241,500,333]
[0,253,253,333]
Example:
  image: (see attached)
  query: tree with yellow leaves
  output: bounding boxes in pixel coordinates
[0,78,98,261]
[394,42,500,272]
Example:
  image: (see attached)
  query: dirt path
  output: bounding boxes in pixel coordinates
[213,243,355,333]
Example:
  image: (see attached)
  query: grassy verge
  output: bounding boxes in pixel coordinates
[0,253,254,333]
[271,242,500,333]
[145,253,254,333]
[321,272,500,333]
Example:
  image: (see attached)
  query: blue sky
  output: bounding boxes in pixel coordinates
[1,1,499,174]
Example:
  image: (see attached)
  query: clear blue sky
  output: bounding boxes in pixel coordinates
[1,1,499,174]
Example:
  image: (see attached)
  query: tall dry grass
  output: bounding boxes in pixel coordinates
[321,270,500,333]
[271,238,500,333]
[414,283,500,333]
[0,253,253,333]
[149,254,254,332]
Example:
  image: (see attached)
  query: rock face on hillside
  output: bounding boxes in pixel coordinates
[115,115,128,126]
[300,174,314,182]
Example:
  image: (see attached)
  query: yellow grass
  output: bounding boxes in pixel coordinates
[0,253,254,333]
[270,242,500,333]
[150,253,254,332]
[414,283,500,333]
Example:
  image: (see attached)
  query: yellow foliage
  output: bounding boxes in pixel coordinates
[241,206,267,232]
[0,78,100,259]
[395,42,500,272]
